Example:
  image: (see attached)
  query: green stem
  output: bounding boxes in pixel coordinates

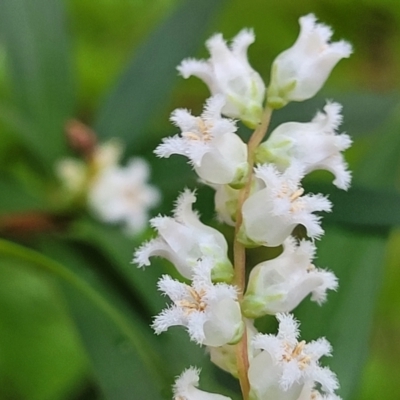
[0,237,167,386]
[234,106,273,400]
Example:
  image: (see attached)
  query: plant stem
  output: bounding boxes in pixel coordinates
[234,106,273,400]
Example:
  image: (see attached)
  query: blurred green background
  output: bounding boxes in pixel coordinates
[0,0,400,399]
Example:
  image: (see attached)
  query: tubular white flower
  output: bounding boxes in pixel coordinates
[256,102,352,190]
[240,164,332,247]
[248,313,339,400]
[155,95,248,186]
[178,30,266,127]
[267,14,352,108]
[88,158,160,234]
[153,258,244,347]
[134,189,234,281]
[173,367,232,400]
[242,237,338,318]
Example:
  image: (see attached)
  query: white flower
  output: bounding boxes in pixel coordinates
[248,313,339,400]
[256,102,352,190]
[267,14,352,108]
[240,163,332,247]
[208,319,260,378]
[242,237,338,318]
[155,96,248,186]
[153,258,243,347]
[173,367,232,400]
[56,158,87,195]
[55,139,124,198]
[134,189,234,282]
[88,158,160,234]
[178,30,266,127]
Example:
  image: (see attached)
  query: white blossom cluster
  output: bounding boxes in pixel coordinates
[56,139,160,234]
[134,13,352,400]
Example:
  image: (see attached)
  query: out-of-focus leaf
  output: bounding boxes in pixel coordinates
[94,0,227,149]
[69,218,166,316]
[0,238,168,400]
[270,92,399,137]
[0,178,44,213]
[0,0,74,165]
[0,256,86,400]
[304,183,400,230]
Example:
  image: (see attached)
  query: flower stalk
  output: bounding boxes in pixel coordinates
[233,105,273,400]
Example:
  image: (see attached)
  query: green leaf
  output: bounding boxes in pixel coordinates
[69,218,167,316]
[0,238,168,399]
[0,256,86,400]
[94,0,227,150]
[270,92,399,138]
[0,0,74,165]
[304,183,400,230]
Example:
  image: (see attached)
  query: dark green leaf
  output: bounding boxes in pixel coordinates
[270,92,399,138]
[304,183,400,230]
[94,0,227,150]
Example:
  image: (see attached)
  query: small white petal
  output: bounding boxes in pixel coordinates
[173,367,232,400]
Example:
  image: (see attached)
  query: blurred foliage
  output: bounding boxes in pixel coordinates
[0,0,399,399]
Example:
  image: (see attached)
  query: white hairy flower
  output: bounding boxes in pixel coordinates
[256,102,352,190]
[134,189,233,281]
[173,367,232,400]
[242,237,338,318]
[240,164,332,247]
[153,258,243,347]
[178,30,266,127]
[155,95,248,186]
[248,313,339,400]
[88,158,160,234]
[267,14,352,108]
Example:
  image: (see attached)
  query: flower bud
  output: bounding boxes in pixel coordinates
[267,14,352,109]
[178,30,266,128]
[256,102,352,190]
[134,189,234,282]
[242,237,338,318]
